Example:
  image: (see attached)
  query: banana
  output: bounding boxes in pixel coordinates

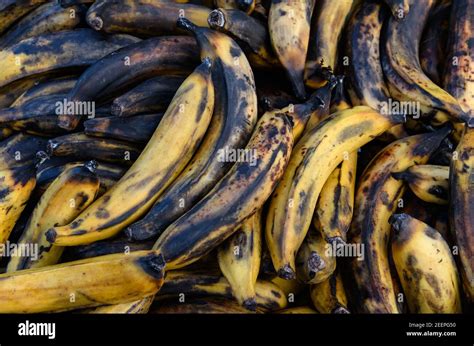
[7,162,100,272]
[214,0,255,13]
[381,0,469,125]
[11,77,77,108]
[0,0,44,35]
[390,214,462,313]
[270,276,304,297]
[47,133,142,166]
[266,106,398,280]
[208,8,278,68]
[0,75,46,108]
[151,297,252,314]
[0,164,36,244]
[153,110,293,270]
[0,2,86,49]
[87,296,154,314]
[268,0,314,99]
[450,128,474,302]
[158,271,287,311]
[0,133,48,170]
[86,0,211,35]
[58,36,198,130]
[0,29,140,89]
[348,129,450,313]
[126,19,257,242]
[310,271,350,313]
[382,0,409,19]
[84,113,164,144]
[305,0,354,89]
[217,210,262,310]
[0,250,165,313]
[392,165,449,205]
[347,1,390,111]
[111,76,185,117]
[46,59,214,247]
[295,227,336,285]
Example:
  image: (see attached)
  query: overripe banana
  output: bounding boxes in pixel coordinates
[11,77,77,107]
[0,0,44,35]
[0,133,47,170]
[310,271,349,313]
[87,296,154,314]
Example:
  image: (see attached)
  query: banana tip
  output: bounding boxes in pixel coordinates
[333,306,350,314]
[110,102,124,117]
[85,160,98,173]
[277,265,296,280]
[45,228,57,244]
[208,9,225,29]
[242,298,257,312]
[388,213,409,231]
[87,15,104,31]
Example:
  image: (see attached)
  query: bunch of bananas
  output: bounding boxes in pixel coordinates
[0,0,472,315]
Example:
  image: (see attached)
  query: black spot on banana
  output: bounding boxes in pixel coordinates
[46,59,215,246]
[0,250,165,313]
[266,106,399,281]
[126,18,257,242]
[111,76,185,117]
[153,110,293,270]
[269,0,314,99]
[305,0,355,89]
[0,28,141,89]
[86,0,211,36]
[348,129,451,313]
[390,213,462,313]
[58,36,198,130]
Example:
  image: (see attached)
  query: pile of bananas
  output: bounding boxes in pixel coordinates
[0,0,472,315]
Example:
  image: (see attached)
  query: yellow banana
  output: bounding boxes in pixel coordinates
[390,214,462,313]
[310,271,349,313]
[87,296,154,314]
[392,165,449,205]
[46,59,215,246]
[0,250,165,313]
[268,0,314,99]
[7,162,100,272]
[348,129,450,313]
[217,210,262,311]
[266,106,398,280]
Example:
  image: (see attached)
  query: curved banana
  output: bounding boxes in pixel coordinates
[305,0,354,89]
[217,210,261,310]
[295,227,336,284]
[381,0,469,125]
[154,110,293,270]
[58,36,198,130]
[392,165,449,205]
[46,59,215,246]
[268,0,314,99]
[11,77,77,107]
[0,2,86,49]
[310,271,349,313]
[0,29,140,89]
[126,19,257,241]
[0,251,165,313]
[87,296,154,314]
[348,129,450,313]
[7,162,100,272]
[266,106,398,280]
[390,214,461,313]
[86,0,210,35]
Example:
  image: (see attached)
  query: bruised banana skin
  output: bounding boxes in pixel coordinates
[84,113,164,144]
[450,128,474,302]
[111,76,185,117]
[390,214,462,313]
[382,0,409,19]
[266,106,398,280]
[47,133,142,166]
[87,295,154,314]
[126,19,257,242]
[0,133,48,170]
[208,8,278,68]
[295,228,336,285]
[0,0,44,35]
[0,251,165,313]
[0,164,37,244]
[0,29,141,89]
[86,0,211,35]
[157,271,287,311]
[11,77,77,107]
[7,163,100,272]
[347,1,390,111]
[305,0,354,89]
[46,60,215,247]
[310,271,350,314]
[0,2,87,49]
[381,0,469,125]
[348,129,450,313]
[153,111,293,270]
[269,0,314,99]
[217,210,262,310]
[58,36,198,130]
[392,165,449,205]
